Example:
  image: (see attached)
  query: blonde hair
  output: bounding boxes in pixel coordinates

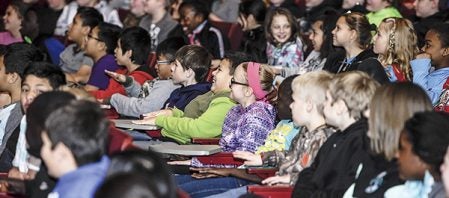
[368,82,432,160]
[291,71,334,115]
[378,17,418,81]
[328,71,379,120]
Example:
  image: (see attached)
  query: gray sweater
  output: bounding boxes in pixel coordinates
[110,78,180,118]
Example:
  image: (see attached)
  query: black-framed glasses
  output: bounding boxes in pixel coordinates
[88,34,102,42]
[230,78,249,86]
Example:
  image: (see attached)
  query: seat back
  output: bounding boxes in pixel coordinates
[108,126,134,155]
[209,21,244,51]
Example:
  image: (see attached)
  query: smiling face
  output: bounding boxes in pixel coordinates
[396,131,427,180]
[332,17,354,47]
[20,75,53,112]
[211,59,232,93]
[179,6,203,34]
[230,65,249,103]
[373,22,390,55]
[3,5,22,33]
[270,14,292,44]
[309,21,324,52]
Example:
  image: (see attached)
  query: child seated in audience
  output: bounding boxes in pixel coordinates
[292,71,379,197]
[94,149,177,198]
[235,71,336,185]
[387,111,449,197]
[331,12,389,84]
[365,0,402,27]
[24,91,77,198]
[9,62,67,179]
[277,11,341,77]
[59,7,103,84]
[197,71,336,198]
[146,45,212,111]
[0,1,27,45]
[92,27,153,99]
[373,17,417,81]
[55,0,122,36]
[412,23,449,105]
[344,82,432,197]
[178,0,229,59]
[106,37,186,118]
[265,7,304,70]
[238,0,267,63]
[41,100,110,198]
[172,62,276,197]
[0,43,45,172]
[83,22,122,92]
[134,52,251,144]
[139,0,184,51]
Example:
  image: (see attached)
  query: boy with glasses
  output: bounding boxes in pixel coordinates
[106,37,185,118]
[83,22,122,91]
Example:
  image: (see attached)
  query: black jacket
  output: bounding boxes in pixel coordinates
[330,49,389,84]
[413,11,449,48]
[293,119,369,198]
[241,26,267,63]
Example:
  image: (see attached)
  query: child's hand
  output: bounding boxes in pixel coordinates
[232,151,263,166]
[142,109,173,118]
[261,175,291,186]
[132,116,156,125]
[190,167,234,177]
[416,53,431,59]
[167,159,192,165]
[105,70,126,83]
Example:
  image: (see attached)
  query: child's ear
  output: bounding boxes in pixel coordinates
[305,98,313,112]
[81,26,91,35]
[98,42,107,52]
[442,48,449,57]
[7,72,19,84]
[53,142,76,165]
[125,50,133,59]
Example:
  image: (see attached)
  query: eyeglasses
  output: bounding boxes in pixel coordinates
[87,34,102,42]
[230,78,249,86]
[157,60,171,65]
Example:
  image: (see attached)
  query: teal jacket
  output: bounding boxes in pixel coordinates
[156,92,236,144]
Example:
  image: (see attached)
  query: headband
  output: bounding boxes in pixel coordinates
[247,62,268,101]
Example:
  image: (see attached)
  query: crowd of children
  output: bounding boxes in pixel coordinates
[1,0,449,197]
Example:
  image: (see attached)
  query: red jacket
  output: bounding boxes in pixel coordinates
[92,68,153,99]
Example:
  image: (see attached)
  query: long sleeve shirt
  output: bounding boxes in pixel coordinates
[156,91,236,144]
[110,78,180,118]
[191,101,276,167]
[262,125,335,185]
[411,58,449,104]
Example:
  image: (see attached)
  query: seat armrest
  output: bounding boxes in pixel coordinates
[247,185,293,198]
[191,138,220,145]
[247,167,278,179]
[145,129,162,138]
[196,152,244,166]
